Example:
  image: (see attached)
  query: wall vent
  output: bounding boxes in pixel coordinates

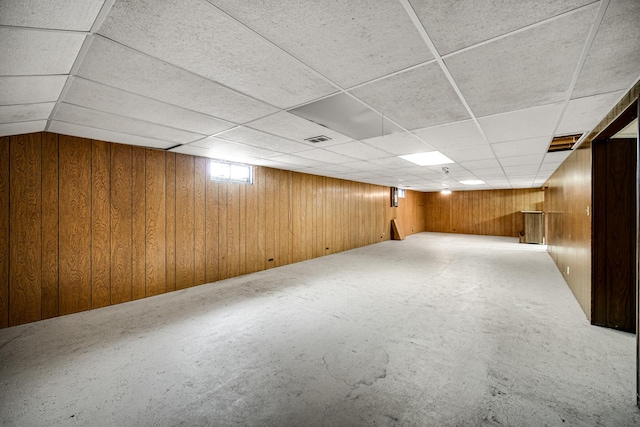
[304,135,331,143]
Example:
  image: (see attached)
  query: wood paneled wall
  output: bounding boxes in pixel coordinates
[0,132,424,328]
[545,142,592,319]
[424,188,544,237]
[398,190,426,235]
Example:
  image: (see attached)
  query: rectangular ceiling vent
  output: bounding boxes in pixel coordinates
[304,135,332,143]
[548,134,581,152]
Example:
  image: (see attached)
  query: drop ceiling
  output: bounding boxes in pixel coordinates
[1,0,638,191]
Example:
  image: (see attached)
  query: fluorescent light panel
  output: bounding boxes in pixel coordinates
[399,151,454,166]
[460,179,485,185]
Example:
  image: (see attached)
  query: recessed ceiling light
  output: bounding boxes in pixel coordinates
[399,151,454,166]
[460,179,485,185]
[441,189,452,195]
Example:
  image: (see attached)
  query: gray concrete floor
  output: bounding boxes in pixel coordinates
[1,233,638,426]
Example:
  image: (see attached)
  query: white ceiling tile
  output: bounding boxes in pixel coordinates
[413,120,486,150]
[544,151,573,164]
[49,121,177,149]
[0,120,46,137]
[217,127,312,154]
[441,145,496,162]
[0,102,54,124]
[54,103,205,144]
[491,137,550,158]
[98,0,337,108]
[557,91,625,135]
[361,132,434,156]
[252,159,307,171]
[64,78,235,136]
[0,76,67,106]
[369,156,418,169]
[305,164,354,174]
[459,159,502,170]
[478,103,563,143]
[0,0,105,31]
[339,161,382,171]
[325,141,390,160]
[444,4,597,116]
[411,0,596,55]
[350,62,470,130]
[294,149,356,164]
[170,144,265,165]
[539,162,562,172]
[572,0,640,98]
[0,28,86,75]
[264,154,328,168]
[499,154,544,167]
[247,112,352,148]
[189,137,282,160]
[76,36,277,124]
[210,0,432,88]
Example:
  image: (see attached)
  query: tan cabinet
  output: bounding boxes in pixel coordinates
[521,211,544,244]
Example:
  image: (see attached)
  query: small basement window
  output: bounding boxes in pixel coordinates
[398,188,405,198]
[210,159,253,184]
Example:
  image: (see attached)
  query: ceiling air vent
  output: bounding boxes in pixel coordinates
[304,135,332,143]
[548,134,581,152]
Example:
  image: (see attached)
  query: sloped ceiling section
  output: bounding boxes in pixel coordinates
[1,0,638,191]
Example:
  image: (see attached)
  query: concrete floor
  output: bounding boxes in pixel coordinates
[0,233,637,426]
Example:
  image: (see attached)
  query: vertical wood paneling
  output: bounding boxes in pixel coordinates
[40,133,59,319]
[59,136,91,316]
[425,188,543,237]
[205,165,219,283]
[131,147,146,300]
[218,180,229,277]
[227,183,240,278]
[110,144,132,305]
[165,153,176,292]
[9,134,42,325]
[245,176,258,274]
[194,157,206,285]
[91,140,111,308]
[0,137,9,328]
[175,154,194,289]
[3,133,429,328]
[145,149,165,297]
[264,168,276,268]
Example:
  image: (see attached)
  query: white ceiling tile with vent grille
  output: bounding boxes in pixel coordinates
[216,127,313,155]
[76,37,278,124]
[63,78,236,136]
[209,0,432,89]
[189,137,283,160]
[98,0,337,108]
[0,28,86,76]
[246,112,352,148]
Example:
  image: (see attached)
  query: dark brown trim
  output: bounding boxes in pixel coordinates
[594,99,638,141]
